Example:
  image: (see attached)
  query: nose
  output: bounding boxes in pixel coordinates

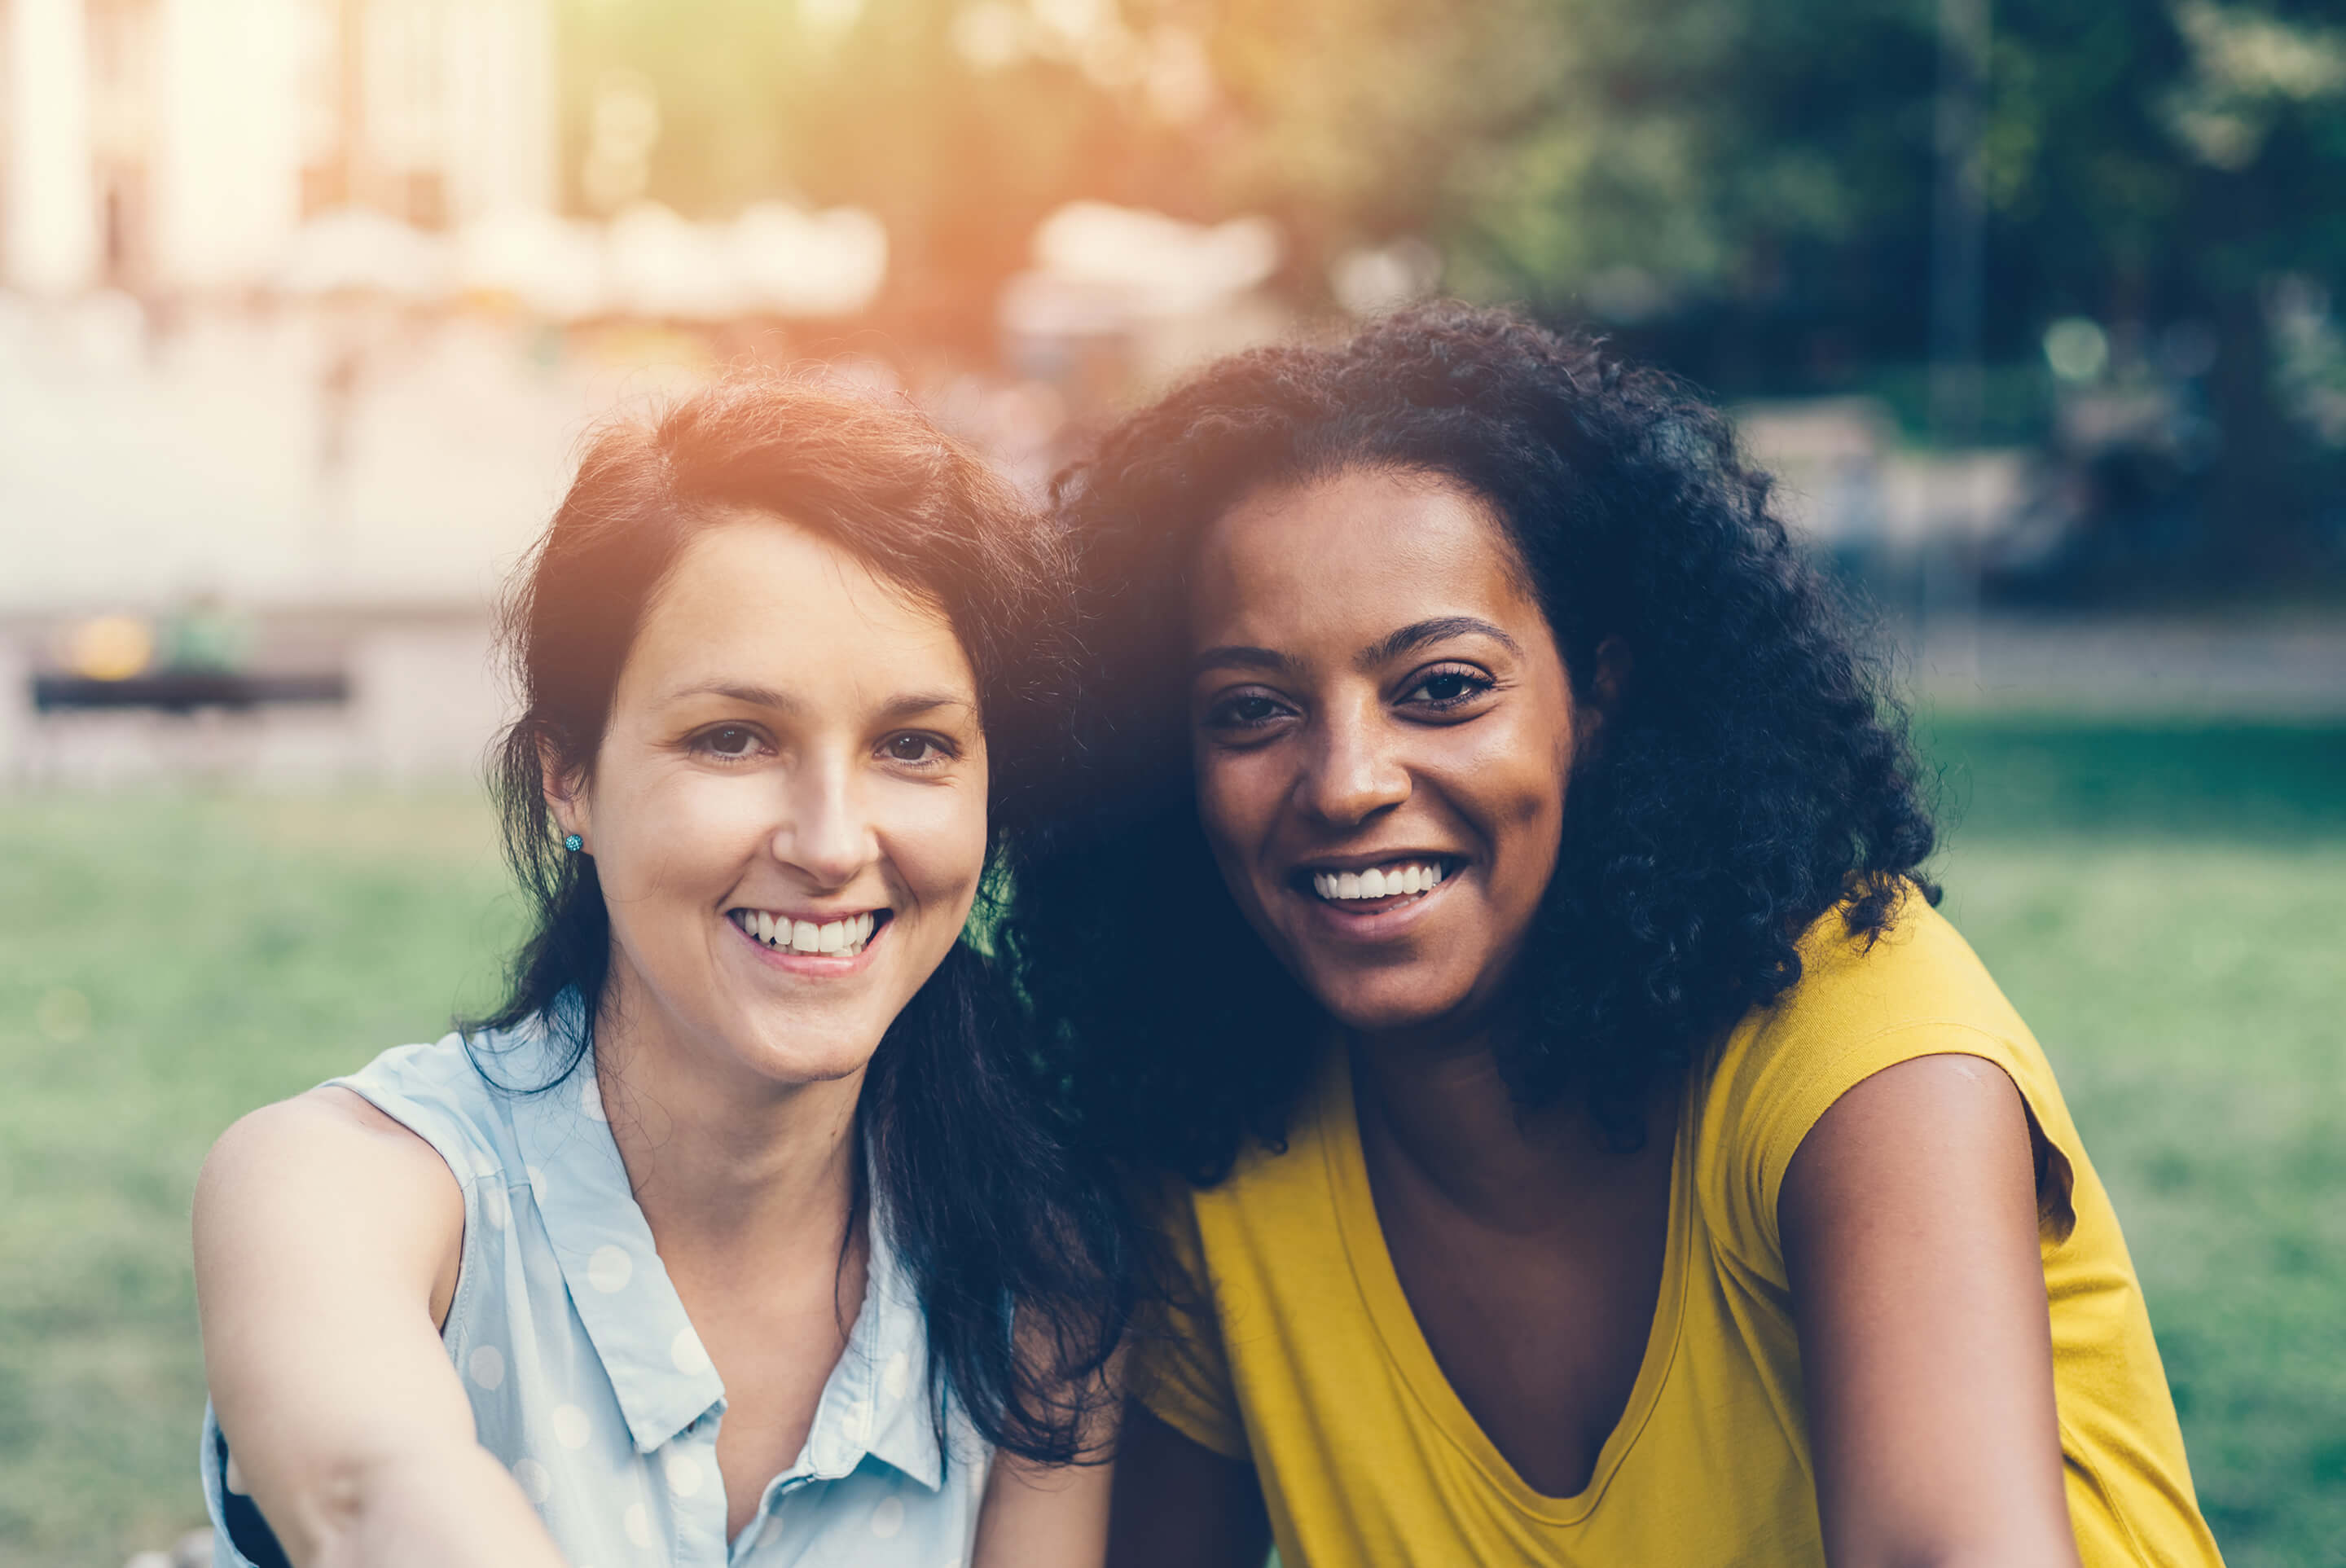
[1297,698,1410,828]
[771,748,873,891]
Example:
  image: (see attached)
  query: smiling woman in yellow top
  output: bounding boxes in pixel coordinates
[1011,305,2223,1566]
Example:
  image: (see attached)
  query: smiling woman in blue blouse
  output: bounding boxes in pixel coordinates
[191,380,1130,1568]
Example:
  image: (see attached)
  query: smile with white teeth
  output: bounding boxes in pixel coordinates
[730,908,880,956]
[1310,861,1449,903]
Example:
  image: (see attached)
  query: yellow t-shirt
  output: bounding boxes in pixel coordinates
[1136,898,2222,1566]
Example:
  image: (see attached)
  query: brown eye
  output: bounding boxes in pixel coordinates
[1402,666,1495,709]
[883,732,948,764]
[694,725,762,758]
[1203,692,1290,730]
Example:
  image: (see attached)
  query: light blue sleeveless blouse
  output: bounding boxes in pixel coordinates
[200,1008,991,1566]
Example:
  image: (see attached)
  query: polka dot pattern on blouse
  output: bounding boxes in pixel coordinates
[201,1007,991,1567]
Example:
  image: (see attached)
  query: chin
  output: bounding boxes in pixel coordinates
[1308,971,1473,1038]
[731,1014,887,1086]
[749,1048,881,1088]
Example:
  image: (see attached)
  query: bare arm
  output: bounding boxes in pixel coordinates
[1105,1403,1269,1568]
[194,1088,567,1568]
[1781,1053,2081,1568]
[972,1445,1118,1568]
[969,1330,1131,1568]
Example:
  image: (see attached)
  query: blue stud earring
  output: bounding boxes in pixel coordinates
[563,833,584,852]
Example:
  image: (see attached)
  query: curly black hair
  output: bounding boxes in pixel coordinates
[1007,303,1940,1184]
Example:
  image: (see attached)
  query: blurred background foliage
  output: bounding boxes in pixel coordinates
[562,0,2346,589]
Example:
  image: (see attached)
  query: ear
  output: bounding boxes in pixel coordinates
[1589,635,1632,714]
[1576,635,1634,744]
[540,736,591,851]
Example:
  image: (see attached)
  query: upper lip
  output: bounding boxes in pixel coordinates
[1289,851,1461,876]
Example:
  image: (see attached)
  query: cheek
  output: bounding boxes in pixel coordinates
[1192,748,1277,864]
[1494,797,1569,920]
[1449,721,1571,896]
[887,787,991,907]
[591,771,760,903]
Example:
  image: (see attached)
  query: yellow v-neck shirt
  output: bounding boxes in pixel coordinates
[1134,898,2222,1566]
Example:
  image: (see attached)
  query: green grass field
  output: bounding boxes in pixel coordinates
[2,720,2340,1566]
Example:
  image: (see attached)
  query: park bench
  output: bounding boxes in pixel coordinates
[31,670,349,714]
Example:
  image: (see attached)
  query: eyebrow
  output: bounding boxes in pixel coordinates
[1191,617,1521,683]
[1360,616,1521,668]
[660,681,978,723]
[875,691,980,723]
[1189,645,1297,679]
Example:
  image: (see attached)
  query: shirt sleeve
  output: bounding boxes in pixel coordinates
[1128,1182,1250,1462]
[201,1404,291,1568]
[1729,1018,2081,1269]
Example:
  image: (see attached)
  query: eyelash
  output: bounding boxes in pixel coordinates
[880,731,958,768]
[1200,665,1496,735]
[686,727,960,768]
[1401,665,1496,710]
[690,724,769,762]
[1202,691,1294,731]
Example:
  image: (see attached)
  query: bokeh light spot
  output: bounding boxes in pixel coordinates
[67,615,156,681]
[2044,317,2111,383]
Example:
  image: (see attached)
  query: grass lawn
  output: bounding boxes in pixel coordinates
[2,719,2340,1567]
[1915,718,2346,1563]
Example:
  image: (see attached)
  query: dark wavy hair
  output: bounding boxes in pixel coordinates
[474,374,1128,1463]
[1008,303,1939,1183]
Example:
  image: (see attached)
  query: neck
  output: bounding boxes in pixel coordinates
[590,976,865,1266]
[1349,1021,1660,1234]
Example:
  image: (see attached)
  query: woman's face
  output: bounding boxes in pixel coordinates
[1188,467,1586,1039]
[556,514,989,1091]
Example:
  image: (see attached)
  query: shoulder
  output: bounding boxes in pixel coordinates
[336,1031,506,1122]
[1133,1048,1350,1311]
[194,1083,468,1330]
[195,1028,527,1255]
[198,1085,463,1226]
[1693,889,2079,1263]
[1182,1048,1348,1220]
[1708,890,2037,1127]
[1768,890,2027,1046]
[1145,1049,1355,1332]
[331,1028,550,1188]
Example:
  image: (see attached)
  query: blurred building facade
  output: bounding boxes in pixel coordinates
[0,0,555,295]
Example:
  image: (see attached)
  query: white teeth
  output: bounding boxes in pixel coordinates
[736,909,884,956]
[1310,862,1449,903]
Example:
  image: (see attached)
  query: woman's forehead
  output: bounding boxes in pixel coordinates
[1190,468,1536,640]
[624,516,977,702]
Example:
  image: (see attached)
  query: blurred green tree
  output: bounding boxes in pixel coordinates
[565,0,2346,577]
[1207,0,2345,578]
[560,0,1207,354]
